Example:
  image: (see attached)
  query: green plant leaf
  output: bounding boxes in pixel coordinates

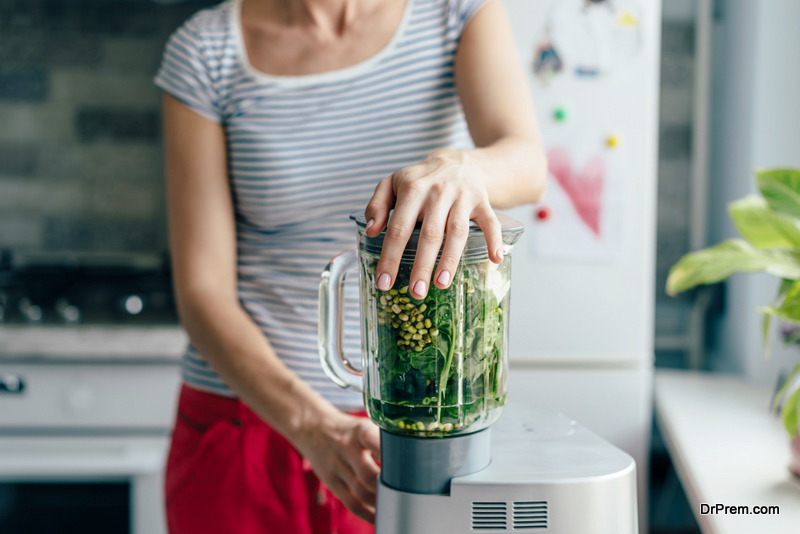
[779,278,796,298]
[773,362,800,412]
[757,168,800,219]
[762,313,772,358]
[761,279,797,357]
[729,195,800,249]
[666,239,800,296]
[757,279,800,324]
[781,386,800,437]
[409,345,438,375]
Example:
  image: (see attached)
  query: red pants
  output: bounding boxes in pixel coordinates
[165,384,374,534]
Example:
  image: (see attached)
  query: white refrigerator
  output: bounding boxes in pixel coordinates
[502,0,661,528]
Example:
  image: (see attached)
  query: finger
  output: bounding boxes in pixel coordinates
[358,421,381,461]
[375,175,426,291]
[350,473,378,508]
[359,448,381,491]
[329,477,376,524]
[433,200,471,289]
[334,451,377,501]
[409,192,452,299]
[335,456,378,510]
[364,177,395,237]
[472,201,504,264]
[349,446,380,493]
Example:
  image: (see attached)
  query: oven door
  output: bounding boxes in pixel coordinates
[0,362,180,534]
[0,436,169,534]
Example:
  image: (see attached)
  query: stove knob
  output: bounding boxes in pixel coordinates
[123,295,144,315]
[0,373,24,394]
[18,297,42,323]
[55,298,81,325]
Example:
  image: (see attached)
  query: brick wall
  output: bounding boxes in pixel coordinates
[0,0,215,255]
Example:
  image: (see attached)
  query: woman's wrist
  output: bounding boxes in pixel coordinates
[282,389,347,453]
[426,147,464,163]
[442,139,547,208]
[424,148,492,192]
[425,148,473,176]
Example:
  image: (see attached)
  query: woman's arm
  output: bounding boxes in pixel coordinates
[452,0,547,207]
[162,93,380,523]
[365,0,546,301]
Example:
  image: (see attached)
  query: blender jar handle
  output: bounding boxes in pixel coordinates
[319,248,363,391]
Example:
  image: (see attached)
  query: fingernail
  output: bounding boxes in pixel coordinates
[377,273,391,291]
[436,271,450,286]
[413,280,427,297]
[366,219,374,231]
[496,247,504,260]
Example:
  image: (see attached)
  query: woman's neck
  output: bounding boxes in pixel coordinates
[241,0,406,76]
[265,0,369,37]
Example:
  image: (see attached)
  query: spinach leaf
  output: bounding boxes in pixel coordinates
[366,257,509,434]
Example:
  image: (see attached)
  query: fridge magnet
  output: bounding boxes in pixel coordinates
[575,66,601,78]
[535,206,552,221]
[532,40,563,82]
[617,9,640,27]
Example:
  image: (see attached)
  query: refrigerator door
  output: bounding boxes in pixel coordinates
[502,0,661,365]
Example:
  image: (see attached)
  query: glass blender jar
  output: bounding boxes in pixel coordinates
[320,212,523,438]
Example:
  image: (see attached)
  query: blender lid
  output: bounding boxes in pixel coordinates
[350,211,524,237]
[350,210,524,260]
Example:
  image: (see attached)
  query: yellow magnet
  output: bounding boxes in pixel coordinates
[618,10,639,27]
[606,134,621,148]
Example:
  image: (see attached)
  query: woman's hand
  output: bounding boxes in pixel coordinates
[294,411,381,524]
[364,148,504,300]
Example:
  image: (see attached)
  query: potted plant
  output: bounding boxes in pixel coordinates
[666,168,800,478]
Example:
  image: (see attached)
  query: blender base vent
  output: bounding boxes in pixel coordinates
[471,501,508,530]
[512,501,548,530]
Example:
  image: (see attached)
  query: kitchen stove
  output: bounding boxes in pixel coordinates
[0,250,183,534]
[0,252,178,327]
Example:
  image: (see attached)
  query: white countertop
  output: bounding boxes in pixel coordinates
[0,326,187,362]
[654,369,800,534]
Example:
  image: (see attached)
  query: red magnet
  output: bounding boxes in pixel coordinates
[536,207,551,221]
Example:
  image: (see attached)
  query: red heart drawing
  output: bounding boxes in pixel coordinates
[546,148,604,235]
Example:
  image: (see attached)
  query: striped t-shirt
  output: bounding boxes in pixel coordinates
[155,0,489,410]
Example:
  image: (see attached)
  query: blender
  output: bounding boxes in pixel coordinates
[320,212,639,533]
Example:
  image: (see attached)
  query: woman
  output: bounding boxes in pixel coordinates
[155,0,546,531]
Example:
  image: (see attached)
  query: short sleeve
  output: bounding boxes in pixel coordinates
[451,0,493,36]
[154,21,222,124]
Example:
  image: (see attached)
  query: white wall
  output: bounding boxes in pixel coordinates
[709,0,800,385]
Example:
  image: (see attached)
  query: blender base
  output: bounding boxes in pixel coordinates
[380,428,491,495]
[375,406,637,533]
